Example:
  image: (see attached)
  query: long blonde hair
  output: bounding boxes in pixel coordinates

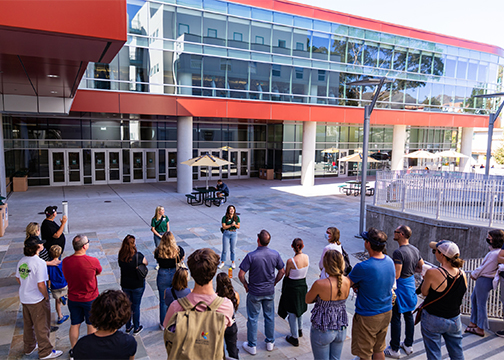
[154,206,164,220]
[26,222,40,240]
[155,231,179,259]
[323,250,344,297]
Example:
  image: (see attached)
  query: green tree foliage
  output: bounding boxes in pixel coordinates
[493,139,504,165]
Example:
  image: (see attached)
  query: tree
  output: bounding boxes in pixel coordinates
[493,139,504,165]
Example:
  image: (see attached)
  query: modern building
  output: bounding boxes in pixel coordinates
[1,0,503,194]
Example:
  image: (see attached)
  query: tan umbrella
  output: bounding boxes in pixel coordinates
[403,150,437,159]
[435,150,468,159]
[219,146,234,151]
[339,153,379,180]
[321,147,339,153]
[182,154,233,189]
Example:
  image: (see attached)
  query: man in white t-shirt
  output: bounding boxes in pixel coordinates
[16,236,63,359]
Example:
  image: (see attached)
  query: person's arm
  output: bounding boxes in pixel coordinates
[222,220,231,230]
[16,277,20,285]
[394,263,402,280]
[319,246,327,271]
[95,259,103,275]
[235,291,240,307]
[233,218,240,229]
[46,258,61,266]
[274,268,285,286]
[38,281,49,300]
[151,226,161,237]
[421,268,437,296]
[142,254,148,265]
[166,219,170,232]
[285,258,293,278]
[53,216,67,239]
[129,356,135,360]
[305,280,321,304]
[238,269,248,292]
[415,258,425,273]
[497,249,504,264]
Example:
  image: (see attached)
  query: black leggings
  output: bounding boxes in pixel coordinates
[225,322,239,359]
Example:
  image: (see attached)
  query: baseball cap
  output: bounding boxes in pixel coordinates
[25,235,45,247]
[361,230,385,246]
[429,240,460,259]
[44,206,57,216]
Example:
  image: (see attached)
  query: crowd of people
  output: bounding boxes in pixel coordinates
[14,200,504,360]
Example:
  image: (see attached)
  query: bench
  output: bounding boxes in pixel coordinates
[205,197,221,207]
[185,194,201,206]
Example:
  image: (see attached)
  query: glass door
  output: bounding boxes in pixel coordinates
[108,151,121,183]
[132,150,157,183]
[132,151,144,182]
[92,150,122,184]
[146,151,157,182]
[50,150,83,186]
[338,150,349,177]
[167,151,177,180]
[229,151,238,178]
[240,150,249,177]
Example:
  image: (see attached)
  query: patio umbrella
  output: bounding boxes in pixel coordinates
[403,150,437,159]
[181,153,233,189]
[321,147,339,153]
[219,146,234,151]
[435,150,468,158]
[339,153,379,180]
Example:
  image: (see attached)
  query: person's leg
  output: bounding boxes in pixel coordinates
[68,299,84,348]
[470,281,479,327]
[221,231,230,263]
[310,326,331,360]
[420,311,444,360]
[246,294,261,347]
[230,232,237,263]
[389,303,401,351]
[442,315,464,360]
[131,286,145,330]
[262,294,275,344]
[32,299,54,358]
[122,288,134,330]
[55,297,63,319]
[403,310,415,347]
[328,327,346,360]
[157,268,175,325]
[475,277,493,331]
[83,300,97,335]
[225,322,239,359]
[69,324,80,348]
[153,234,161,248]
[287,312,299,339]
[22,304,37,355]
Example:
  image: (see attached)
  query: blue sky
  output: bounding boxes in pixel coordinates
[296,0,504,49]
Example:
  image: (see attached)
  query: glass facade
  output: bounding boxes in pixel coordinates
[81,0,504,114]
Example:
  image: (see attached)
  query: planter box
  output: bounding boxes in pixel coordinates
[13,176,28,192]
[259,168,274,180]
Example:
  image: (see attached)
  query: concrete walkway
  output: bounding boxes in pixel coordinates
[0,177,503,359]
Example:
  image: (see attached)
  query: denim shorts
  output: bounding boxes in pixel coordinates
[68,299,94,325]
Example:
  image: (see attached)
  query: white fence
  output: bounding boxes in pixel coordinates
[374,171,504,227]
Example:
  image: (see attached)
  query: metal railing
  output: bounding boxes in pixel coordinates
[374,170,504,227]
[461,258,502,319]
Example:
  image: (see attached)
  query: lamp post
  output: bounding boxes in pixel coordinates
[474,93,504,177]
[346,77,392,237]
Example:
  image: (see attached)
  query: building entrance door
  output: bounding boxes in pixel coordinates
[196,149,250,181]
[49,150,83,186]
[132,150,157,183]
[338,150,349,177]
[92,150,122,184]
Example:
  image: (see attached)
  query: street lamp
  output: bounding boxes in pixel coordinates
[474,92,504,177]
[346,77,392,236]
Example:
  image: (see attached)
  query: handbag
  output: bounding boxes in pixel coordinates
[135,253,148,279]
[220,227,225,233]
[341,247,353,276]
[413,268,459,325]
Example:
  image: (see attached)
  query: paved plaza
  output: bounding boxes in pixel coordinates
[0,178,503,359]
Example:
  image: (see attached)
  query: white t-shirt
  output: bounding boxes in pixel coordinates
[16,255,48,304]
[319,243,342,279]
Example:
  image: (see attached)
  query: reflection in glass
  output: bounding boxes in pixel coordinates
[249,62,271,100]
[228,17,250,49]
[330,35,346,63]
[272,25,291,55]
[203,12,225,46]
[292,29,310,58]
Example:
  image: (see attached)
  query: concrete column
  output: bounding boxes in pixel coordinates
[177,116,193,194]
[460,127,474,172]
[301,121,316,186]
[0,114,6,197]
[178,72,192,95]
[391,125,407,171]
[310,84,318,104]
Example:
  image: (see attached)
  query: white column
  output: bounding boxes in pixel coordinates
[177,116,193,194]
[310,84,318,104]
[0,114,6,197]
[301,121,316,186]
[391,125,407,171]
[460,127,474,172]
[178,72,192,95]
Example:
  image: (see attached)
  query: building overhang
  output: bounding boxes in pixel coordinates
[0,0,127,115]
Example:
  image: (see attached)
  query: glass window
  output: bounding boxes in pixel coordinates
[404,81,419,105]
[418,82,432,105]
[228,59,249,99]
[478,61,488,82]
[273,25,292,55]
[378,44,393,69]
[176,54,202,96]
[162,5,175,40]
[178,0,202,8]
[312,32,330,60]
[393,47,407,71]
[444,55,457,77]
[177,8,202,41]
[228,3,250,17]
[363,41,379,67]
[252,7,271,22]
[249,62,270,100]
[127,0,148,36]
[348,127,362,142]
[348,27,364,39]
[310,69,327,104]
[339,126,349,142]
[203,0,227,13]
[251,21,271,52]
[292,29,309,58]
[228,17,250,49]
[292,68,309,103]
[407,49,420,73]
[294,16,312,29]
[313,20,331,32]
[271,65,292,102]
[330,35,347,63]
[420,52,433,75]
[468,60,478,81]
[203,12,225,46]
[347,39,364,65]
[457,58,468,79]
[432,53,444,77]
[273,12,293,26]
[202,56,226,97]
[343,73,361,106]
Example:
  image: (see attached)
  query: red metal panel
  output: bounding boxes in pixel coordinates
[70,90,120,113]
[227,101,271,120]
[271,103,310,121]
[119,93,177,116]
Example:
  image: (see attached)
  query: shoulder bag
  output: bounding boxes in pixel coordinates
[135,252,148,279]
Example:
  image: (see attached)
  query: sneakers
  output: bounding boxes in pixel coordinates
[59,296,67,306]
[384,346,401,359]
[298,329,303,337]
[40,349,63,359]
[285,336,299,347]
[69,349,74,360]
[242,342,256,355]
[125,326,133,333]
[496,330,504,337]
[400,342,413,355]
[155,264,160,270]
[25,344,38,356]
[159,323,165,331]
[266,341,275,351]
[133,325,143,335]
[218,262,225,269]
[231,262,236,269]
[57,315,69,325]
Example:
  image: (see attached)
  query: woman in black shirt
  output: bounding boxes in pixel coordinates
[118,234,148,335]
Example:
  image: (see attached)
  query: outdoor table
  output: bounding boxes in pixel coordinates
[342,180,374,196]
[193,186,217,202]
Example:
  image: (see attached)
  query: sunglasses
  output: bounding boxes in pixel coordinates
[432,249,440,254]
[394,230,402,234]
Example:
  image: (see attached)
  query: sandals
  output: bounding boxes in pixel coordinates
[465,327,484,337]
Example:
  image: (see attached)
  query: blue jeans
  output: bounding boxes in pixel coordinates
[122,286,145,331]
[221,230,237,262]
[153,234,161,248]
[470,276,493,330]
[310,326,346,360]
[390,302,414,351]
[288,312,302,338]
[246,293,275,347]
[421,310,464,360]
[157,267,176,324]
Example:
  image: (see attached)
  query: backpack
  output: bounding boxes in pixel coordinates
[164,296,226,360]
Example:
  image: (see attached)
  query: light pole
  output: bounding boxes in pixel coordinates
[474,93,504,177]
[346,77,392,236]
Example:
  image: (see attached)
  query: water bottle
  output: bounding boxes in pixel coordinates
[228,267,232,278]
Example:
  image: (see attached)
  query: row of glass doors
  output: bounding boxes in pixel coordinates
[49,149,250,186]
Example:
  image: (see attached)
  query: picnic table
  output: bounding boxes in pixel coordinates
[341,180,374,197]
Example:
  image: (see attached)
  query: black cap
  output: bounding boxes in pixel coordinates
[361,231,385,246]
[25,235,45,247]
[44,206,57,216]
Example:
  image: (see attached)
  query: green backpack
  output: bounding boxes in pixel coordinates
[164,296,226,360]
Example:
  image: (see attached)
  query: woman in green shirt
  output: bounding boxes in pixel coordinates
[151,206,169,248]
[219,205,240,270]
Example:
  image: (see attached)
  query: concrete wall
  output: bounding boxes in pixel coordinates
[366,205,491,262]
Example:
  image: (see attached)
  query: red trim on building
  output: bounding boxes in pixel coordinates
[229,0,504,57]
[71,90,489,128]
